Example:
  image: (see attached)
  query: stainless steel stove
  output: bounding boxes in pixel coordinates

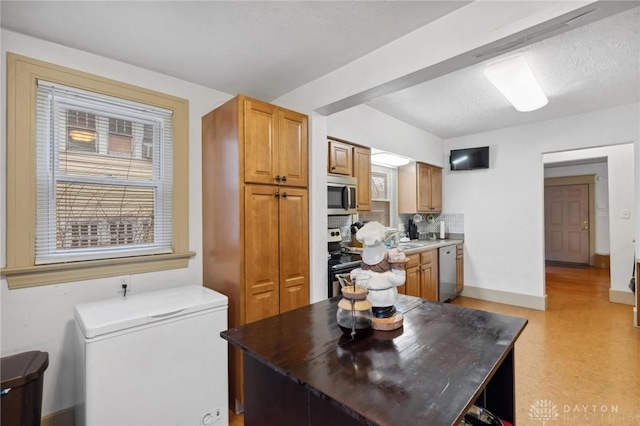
[327,228,361,298]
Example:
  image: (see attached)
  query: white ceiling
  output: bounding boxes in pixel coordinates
[2,1,639,139]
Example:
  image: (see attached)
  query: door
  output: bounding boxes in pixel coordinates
[278,188,309,313]
[244,99,279,185]
[278,110,308,188]
[544,184,590,264]
[353,146,371,211]
[244,185,280,323]
[405,266,420,297]
[328,140,353,175]
[416,163,432,212]
[430,166,442,212]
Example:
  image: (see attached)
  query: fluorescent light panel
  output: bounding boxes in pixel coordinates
[484,55,548,112]
[371,152,410,167]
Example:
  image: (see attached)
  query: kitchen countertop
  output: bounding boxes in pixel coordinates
[390,238,463,255]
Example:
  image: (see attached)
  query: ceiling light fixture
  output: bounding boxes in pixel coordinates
[371,151,411,167]
[483,55,548,112]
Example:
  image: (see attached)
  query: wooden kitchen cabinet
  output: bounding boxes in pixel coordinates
[399,162,442,213]
[328,139,353,175]
[456,243,464,294]
[202,95,309,413]
[244,97,308,188]
[327,137,371,212]
[353,146,371,211]
[404,254,421,297]
[403,250,438,301]
[244,185,309,322]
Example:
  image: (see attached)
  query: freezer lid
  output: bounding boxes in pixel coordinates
[75,285,228,339]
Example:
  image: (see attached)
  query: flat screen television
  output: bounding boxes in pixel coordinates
[449,146,489,170]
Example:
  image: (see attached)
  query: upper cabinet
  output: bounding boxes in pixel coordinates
[399,162,442,213]
[327,137,371,212]
[353,146,371,211]
[328,139,353,176]
[245,98,308,188]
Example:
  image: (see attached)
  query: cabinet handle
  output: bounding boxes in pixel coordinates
[275,175,281,182]
[282,192,288,198]
[275,192,280,198]
[331,166,336,170]
[281,176,287,182]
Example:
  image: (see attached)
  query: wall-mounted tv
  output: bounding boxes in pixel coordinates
[449,146,490,171]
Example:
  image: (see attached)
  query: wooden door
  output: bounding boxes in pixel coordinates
[544,184,590,264]
[244,99,279,185]
[278,110,308,188]
[456,244,464,294]
[244,185,280,323]
[404,254,420,297]
[430,167,442,212]
[416,163,432,212]
[328,140,352,175]
[278,188,309,313]
[405,266,420,297]
[353,146,371,211]
[420,250,438,301]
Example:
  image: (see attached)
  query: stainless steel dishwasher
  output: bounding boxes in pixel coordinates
[439,245,457,302]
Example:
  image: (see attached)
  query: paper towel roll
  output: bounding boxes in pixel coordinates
[439,221,446,239]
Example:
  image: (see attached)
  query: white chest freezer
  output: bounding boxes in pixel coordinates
[74,285,228,426]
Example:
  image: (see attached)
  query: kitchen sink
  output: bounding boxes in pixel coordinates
[397,243,425,250]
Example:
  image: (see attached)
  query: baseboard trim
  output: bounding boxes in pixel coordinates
[609,288,635,306]
[461,285,547,311]
[42,406,75,426]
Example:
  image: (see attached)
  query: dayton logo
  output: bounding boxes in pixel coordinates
[529,399,560,423]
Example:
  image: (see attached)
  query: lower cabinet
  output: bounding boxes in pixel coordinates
[400,250,438,302]
[456,244,464,294]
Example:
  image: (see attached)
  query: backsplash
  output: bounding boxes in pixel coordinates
[328,215,354,243]
[399,213,464,237]
[329,213,464,243]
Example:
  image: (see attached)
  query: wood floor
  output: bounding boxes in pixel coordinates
[229,265,639,425]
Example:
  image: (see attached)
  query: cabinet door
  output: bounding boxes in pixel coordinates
[416,163,432,212]
[420,264,438,302]
[278,110,308,188]
[279,188,310,313]
[244,99,279,185]
[430,167,442,212]
[456,244,464,294]
[244,185,280,323]
[328,140,353,175]
[353,146,371,211]
[405,266,421,297]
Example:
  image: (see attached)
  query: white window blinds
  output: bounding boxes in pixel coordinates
[35,81,174,264]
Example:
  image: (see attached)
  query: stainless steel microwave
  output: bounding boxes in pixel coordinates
[327,175,357,215]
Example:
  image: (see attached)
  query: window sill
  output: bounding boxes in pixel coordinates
[1,251,196,289]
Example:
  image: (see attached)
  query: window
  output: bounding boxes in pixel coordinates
[2,53,193,289]
[359,165,397,227]
[67,110,97,152]
[36,82,171,264]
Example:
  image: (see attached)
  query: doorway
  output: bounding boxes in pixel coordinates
[544,177,595,265]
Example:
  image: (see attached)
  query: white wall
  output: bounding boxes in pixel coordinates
[0,30,233,417]
[544,145,635,294]
[544,160,610,254]
[327,105,444,166]
[444,103,639,307]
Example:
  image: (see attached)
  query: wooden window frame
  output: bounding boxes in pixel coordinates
[2,53,194,289]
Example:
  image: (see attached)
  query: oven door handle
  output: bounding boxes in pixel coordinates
[342,186,349,211]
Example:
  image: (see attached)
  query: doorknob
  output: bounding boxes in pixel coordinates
[582,220,588,230]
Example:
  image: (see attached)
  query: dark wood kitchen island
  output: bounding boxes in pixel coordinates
[221,295,527,425]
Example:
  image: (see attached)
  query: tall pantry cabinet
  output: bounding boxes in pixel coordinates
[202,95,309,412]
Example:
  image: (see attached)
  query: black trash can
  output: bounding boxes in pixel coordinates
[1,351,49,426]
